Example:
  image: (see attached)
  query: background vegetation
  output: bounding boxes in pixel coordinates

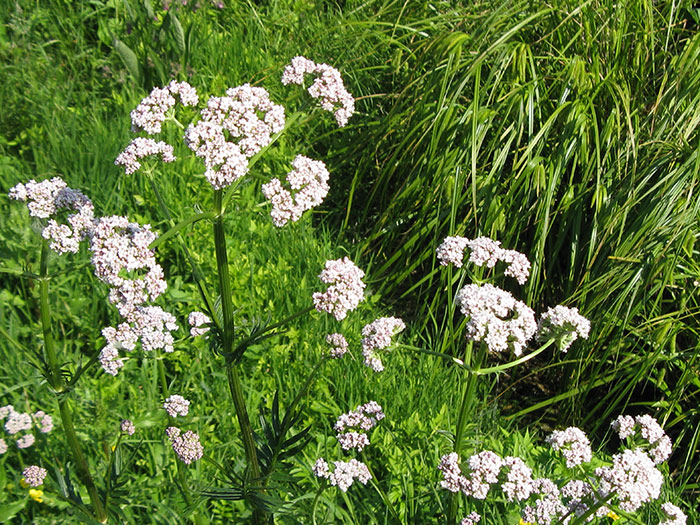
[0,0,698,522]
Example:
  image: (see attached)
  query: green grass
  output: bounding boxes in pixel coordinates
[0,0,698,523]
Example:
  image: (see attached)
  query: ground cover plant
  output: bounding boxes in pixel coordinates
[0,0,698,523]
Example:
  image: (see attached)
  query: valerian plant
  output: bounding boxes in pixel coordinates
[4,54,688,525]
[5,56,406,523]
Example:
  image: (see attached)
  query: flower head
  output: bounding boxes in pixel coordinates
[163,395,190,417]
[461,513,481,525]
[436,235,531,284]
[313,457,371,491]
[115,138,176,175]
[457,283,536,355]
[185,84,285,189]
[536,306,590,352]
[326,333,348,358]
[262,155,330,226]
[130,80,199,134]
[166,427,203,464]
[660,502,687,525]
[546,427,593,468]
[188,311,211,337]
[121,419,136,436]
[10,178,96,254]
[282,56,355,127]
[595,448,664,512]
[22,465,47,487]
[312,257,366,320]
[361,317,405,372]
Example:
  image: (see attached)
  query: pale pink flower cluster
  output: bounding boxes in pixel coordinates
[188,311,211,337]
[611,414,672,464]
[281,56,355,127]
[326,333,349,358]
[90,216,177,375]
[546,427,593,468]
[312,257,366,320]
[115,137,176,175]
[185,84,285,189]
[436,235,531,284]
[130,80,199,134]
[0,405,52,453]
[436,236,470,267]
[456,283,536,355]
[261,155,330,226]
[9,178,96,254]
[438,451,517,500]
[166,427,203,465]
[521,478,568,525]
[595,448,664,512]
[163,395,190,417]
[660,503,687,525]
[361,317,406,372]
[121,419,136,436]
[312,458,371,492]
[22,465,47,487]
[501,456,535,501]
[560,480,607,521]
[460,512,481,525]
[536,305,591,352]
[334,401,384,451]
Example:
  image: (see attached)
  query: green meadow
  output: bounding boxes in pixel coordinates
[0,0,698,523]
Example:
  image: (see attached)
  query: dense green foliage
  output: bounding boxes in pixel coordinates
[0,0,698,523]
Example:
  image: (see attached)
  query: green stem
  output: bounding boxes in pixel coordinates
[213,190,263,523]
[447,342,485,525]
[39,242,108,523]
[148,177,220,334]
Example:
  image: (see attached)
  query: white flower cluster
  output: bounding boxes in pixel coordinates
[660,503,687,525]
[163,395,190,418]
[438,413,679,524]
[261,155,330,226]
[334,401,384,452]
[521,478,568,525]
[325,333,348,358]
[165,427,203,465]
[121,419,136,436]
[185,84,285,189]
[0,405,53,455]
[536,305,591,352]
[115,137,176,175]
[312,458,371,492]
[611,414,672,464]
[460,512,481,525]
[546,426,593,468]
[312,257,366,320]
[188,311,211,337]
[456,283,536,355]
[595,448,664,512]
[89,215,177,376]
[282,56,355,127]
[9,178,95,254]
[360,317,405,372]
[22,465,48,488]
[130,80,199,134]
[436,235,531,284]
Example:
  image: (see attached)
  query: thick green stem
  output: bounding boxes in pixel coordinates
[39,242,108,523]
[213,191,263,523]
